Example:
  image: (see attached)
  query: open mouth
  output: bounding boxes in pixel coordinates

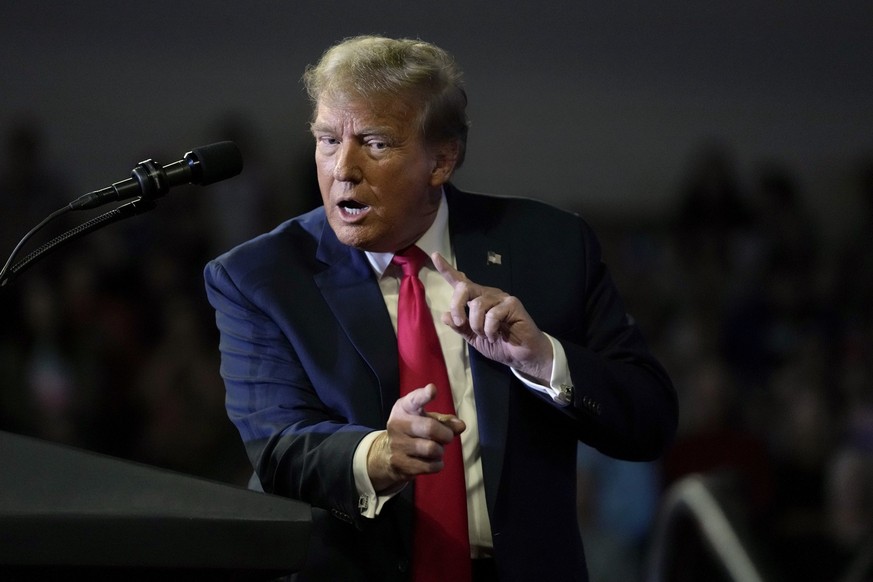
[338,200,370,217]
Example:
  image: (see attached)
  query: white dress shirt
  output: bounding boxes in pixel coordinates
[352,191,573,553]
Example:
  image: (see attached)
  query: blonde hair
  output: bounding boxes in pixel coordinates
[303,35,469,167]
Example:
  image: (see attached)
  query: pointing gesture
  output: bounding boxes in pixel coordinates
[432,252,554,385]
[367,384,466,493]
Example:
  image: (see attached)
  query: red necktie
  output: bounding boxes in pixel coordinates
[392,246,471,582]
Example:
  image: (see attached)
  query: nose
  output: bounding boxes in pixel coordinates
[333,141,363,183]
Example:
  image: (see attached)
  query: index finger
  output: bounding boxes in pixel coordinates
[432,252,463,286]
[426,411,467,435]
[432,252,475,326]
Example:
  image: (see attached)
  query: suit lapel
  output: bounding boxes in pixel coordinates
[313,222,399,422]
[447,187,512,517]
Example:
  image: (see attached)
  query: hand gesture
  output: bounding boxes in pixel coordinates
[367,384,465,494]
[432,252,553,384]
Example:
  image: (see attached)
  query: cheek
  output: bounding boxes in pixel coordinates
[315,154,329,173]
[315,161,333,191]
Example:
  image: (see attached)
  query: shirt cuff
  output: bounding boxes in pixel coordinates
[352,430,405,518]
[511,334,574,406]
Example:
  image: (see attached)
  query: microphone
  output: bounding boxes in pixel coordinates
[69,141,243,211]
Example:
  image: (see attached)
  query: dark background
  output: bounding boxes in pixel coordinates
[2,2,871,229]
[2,2,872,581]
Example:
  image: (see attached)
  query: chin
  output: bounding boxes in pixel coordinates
[329,217,405,253]
[332,224,377,251]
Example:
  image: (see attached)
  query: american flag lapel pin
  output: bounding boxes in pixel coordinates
[486,251,502,265]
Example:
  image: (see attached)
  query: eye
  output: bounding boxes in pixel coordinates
[318,135,340,146]
[367,139,389,151]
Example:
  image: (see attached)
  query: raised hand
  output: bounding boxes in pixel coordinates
[432,252,554,385]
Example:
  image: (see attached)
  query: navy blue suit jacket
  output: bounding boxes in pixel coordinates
[204,184,677,581]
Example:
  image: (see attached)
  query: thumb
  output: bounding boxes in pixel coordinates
[400,383,437,415]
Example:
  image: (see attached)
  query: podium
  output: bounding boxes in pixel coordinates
[0,430,311,580]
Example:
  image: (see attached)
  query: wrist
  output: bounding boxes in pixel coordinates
[516,362,553,387]
[366,432,405,494]
[517,333,554,385]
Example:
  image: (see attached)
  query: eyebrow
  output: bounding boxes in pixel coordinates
[310,121,397,138]
[309,121,334,134]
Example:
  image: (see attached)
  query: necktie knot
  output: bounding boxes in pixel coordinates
[392,245,428,279]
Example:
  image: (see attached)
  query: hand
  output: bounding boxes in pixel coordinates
[432,252,554,384]
[367,384,466,494]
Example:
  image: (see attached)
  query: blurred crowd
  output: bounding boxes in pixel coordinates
[0,116,319,486]
[1,118,871,581]
[577,143,873,581]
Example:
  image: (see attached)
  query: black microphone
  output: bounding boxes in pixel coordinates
[69,141,243,211]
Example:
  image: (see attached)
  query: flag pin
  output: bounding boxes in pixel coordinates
[486,251,502,265]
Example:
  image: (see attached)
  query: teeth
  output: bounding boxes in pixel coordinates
[343,206,367,215]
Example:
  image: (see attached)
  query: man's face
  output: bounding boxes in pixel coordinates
[311,95,454,252]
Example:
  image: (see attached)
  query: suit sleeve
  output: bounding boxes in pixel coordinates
[204,259,369,526]
[521,213,678,462]
[566,221,677,461]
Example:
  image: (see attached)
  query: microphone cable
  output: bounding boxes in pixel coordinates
[0,204,72,287]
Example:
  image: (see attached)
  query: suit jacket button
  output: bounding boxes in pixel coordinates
[397,559,409,573]
[330,508,353,524]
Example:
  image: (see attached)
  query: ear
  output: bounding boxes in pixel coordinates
[429,140,460,187]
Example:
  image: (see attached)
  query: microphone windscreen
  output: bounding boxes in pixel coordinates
[188,141,244,185]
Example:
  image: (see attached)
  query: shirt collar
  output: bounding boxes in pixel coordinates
[364,189,451,277]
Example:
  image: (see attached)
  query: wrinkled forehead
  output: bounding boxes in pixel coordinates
[313,92,424,133]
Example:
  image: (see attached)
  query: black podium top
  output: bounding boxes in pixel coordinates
[0,430,311,580]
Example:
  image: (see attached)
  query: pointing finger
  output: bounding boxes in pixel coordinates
[432,252,471,326]
[427,412,467,435]
[431,252,460,285]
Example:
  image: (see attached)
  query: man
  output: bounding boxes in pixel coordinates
[204,35,677,582]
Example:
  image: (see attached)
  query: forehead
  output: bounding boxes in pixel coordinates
[312,95,421,135]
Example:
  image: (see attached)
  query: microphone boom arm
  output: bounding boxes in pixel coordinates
[0,197,157,288]
[0,141,242,288]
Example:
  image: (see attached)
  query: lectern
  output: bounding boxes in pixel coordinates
[0,430,310,580]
